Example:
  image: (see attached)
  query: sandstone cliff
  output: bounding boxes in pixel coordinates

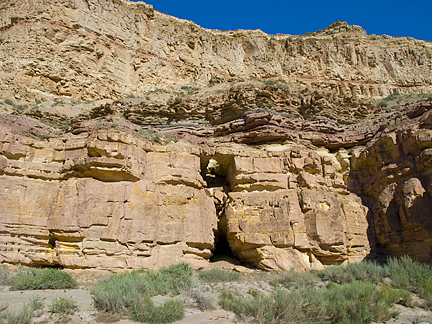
[1,0,432,272]
[0,0,431,103]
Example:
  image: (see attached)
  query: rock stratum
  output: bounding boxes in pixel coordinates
[1,0,432,271]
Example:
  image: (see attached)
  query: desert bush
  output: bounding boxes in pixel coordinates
[49,297,78,316]
[378,100,388,108]
[274,268,319,288]
[318,261,386,284]
[219,289,275,323]
[139,128,161,143]
[0,264,14,285]
[2,304,34,324]
[29,295,44,316]
[91,262,193,314]
[386,120,401,131]
[198,269,241,282]
[0,296,44,324]
[382,92,400,102]
[93,122,102,130]
[126,94,137,98]
[4,99,13,106]
[326,281,401,324]
[387,255,432,308]
[188,284,215,311]
[130,298,184,323]
[52,101,64,107]
[180,86,199,93]
[263,80,275,86]
[387,255,432,293]
[220,288,327,324]
[9,268,78,291]
[277,83,289,90]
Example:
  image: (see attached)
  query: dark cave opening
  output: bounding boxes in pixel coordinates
[48,236,57,248]
[211,234,238,263]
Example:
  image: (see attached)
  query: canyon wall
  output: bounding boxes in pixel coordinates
[0,0,431,102]
[1,0,432,271]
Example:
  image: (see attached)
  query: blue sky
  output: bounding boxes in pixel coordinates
[132,0,432,41]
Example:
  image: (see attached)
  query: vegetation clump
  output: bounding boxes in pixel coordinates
[198,269,241,282]
[0,296,44,324]
[219,258,430,324]
[49,297,78,317]
[91,262,193,322]
[9,268,78,291]
[180,85,200,93]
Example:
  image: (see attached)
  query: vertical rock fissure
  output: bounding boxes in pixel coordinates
[200,155,239,263]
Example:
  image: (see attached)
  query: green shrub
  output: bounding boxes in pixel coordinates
[111,123,117,128]
[387,255,432,308]
[0,296,44,324]
[387,255,432,293]
[263,80,275,86]
[9,268,78,291]
[382,92,400,102]
[180,86,199,93]
[52,101,64,107]
[0,264,14,285]
[318,261,386,284]
[220,288,327,324]
[198,269,241,282]
[4,99,13,106]
[93,122,102,130]
[219,289,275,323]
[2,304,34,324]
[378,100,388,108]
[326,281,400,324]
[386,120,401,131]
[49,297,77,316]
[277,83,289,90]
[274,268,319,288]
[130,298,184,323]
[91,262,193,314]
[127,94,137,98]
[139,128,162,144]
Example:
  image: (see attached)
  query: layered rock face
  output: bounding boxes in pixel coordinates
[0,122,371,271]
[349,102,432,262]
[0,0,431,102]
[0,127,216,270]
[1,0,432,272]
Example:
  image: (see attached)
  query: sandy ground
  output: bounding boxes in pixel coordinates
[0,285,237,324]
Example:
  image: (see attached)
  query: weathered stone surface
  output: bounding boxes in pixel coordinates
[0,129,217,270]
[0,0,431,105]
[1,0,432,272]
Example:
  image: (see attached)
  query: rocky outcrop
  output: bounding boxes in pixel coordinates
[349,102,432,262]
[0,118,372,271]
[0,0,431,103]
[1,0,432,272]
[0,127,216,270]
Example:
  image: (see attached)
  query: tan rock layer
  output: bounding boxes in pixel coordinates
[1,0,431,102]
[0,125,371,270]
